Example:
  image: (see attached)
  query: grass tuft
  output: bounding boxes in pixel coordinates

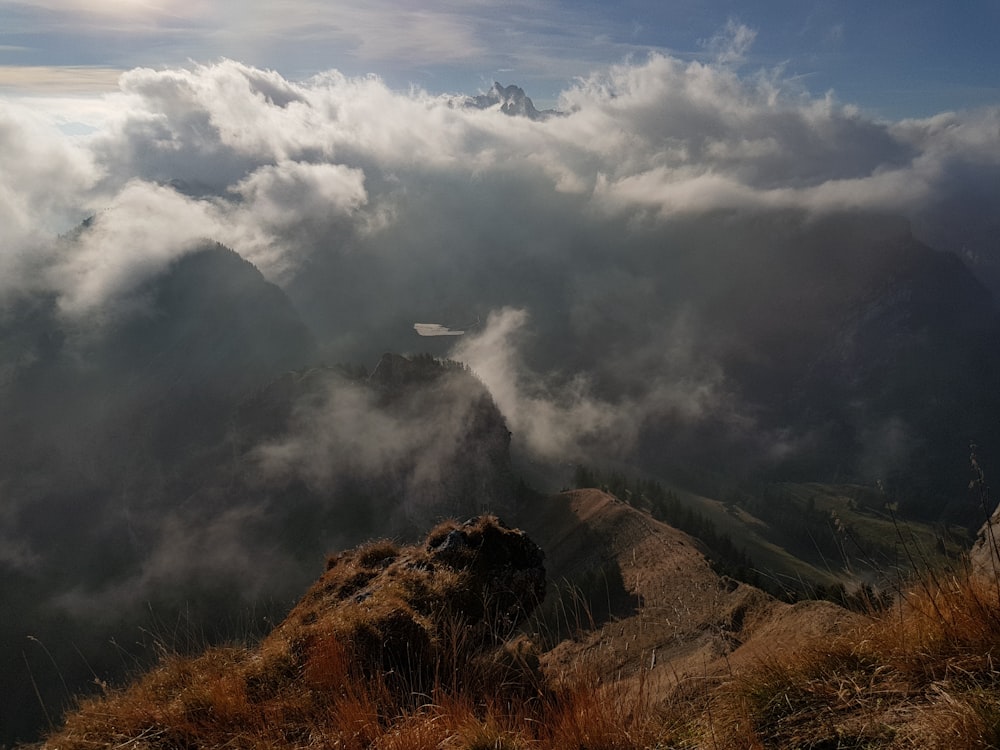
[707,560,1000,749]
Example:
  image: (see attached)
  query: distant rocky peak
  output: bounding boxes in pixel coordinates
[465,82,558,121]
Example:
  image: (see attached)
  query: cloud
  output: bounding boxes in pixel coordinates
[251,366,511,530]
[703,18,757,66]
[10,0,190,21]
[50,503,290,621]
[45,180,225,317]
[0,494,39,572]
[59,53,984,250]
[227,160,368,277]
[450,308,737,464]
[0,99,101,298]
[2,50,998,409]
[0,65,123,94]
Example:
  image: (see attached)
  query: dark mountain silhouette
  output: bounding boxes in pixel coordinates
[783,240,1000,519]
[619,213,1000,521]
[0,242,318,745]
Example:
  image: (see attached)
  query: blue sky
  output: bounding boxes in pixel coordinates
[1,1,999,119]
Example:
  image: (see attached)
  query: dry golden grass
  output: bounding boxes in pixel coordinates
[46,640,675,750]
[705,565,1000,749]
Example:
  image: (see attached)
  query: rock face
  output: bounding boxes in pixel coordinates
[970,520,1000,578]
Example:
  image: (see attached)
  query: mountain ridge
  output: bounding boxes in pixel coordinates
[44,490,976,749]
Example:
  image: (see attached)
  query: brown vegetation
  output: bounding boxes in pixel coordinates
[703,568,1000,748]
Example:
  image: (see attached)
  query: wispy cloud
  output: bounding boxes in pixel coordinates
[702,18,757,66]
[0,65,122,94]
[0,0,650,93]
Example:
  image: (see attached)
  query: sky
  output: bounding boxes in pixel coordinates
[2,1,1000,122]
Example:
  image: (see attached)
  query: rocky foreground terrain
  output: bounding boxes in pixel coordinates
[33,488,1000,749]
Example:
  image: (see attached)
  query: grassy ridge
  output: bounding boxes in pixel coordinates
[42,560,1000,748]
[572,466,964,601]
[36,502,1000,749]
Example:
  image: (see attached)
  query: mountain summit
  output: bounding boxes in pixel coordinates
[465,82,557,120]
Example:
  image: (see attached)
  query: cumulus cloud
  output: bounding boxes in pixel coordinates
[1,49,997,441]
[0,101,101,294]
[46,180,225,316]
[28,53,994,262]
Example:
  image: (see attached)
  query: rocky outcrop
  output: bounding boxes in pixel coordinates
[252,515,546,699]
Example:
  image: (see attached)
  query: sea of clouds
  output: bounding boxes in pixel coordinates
[3,42,1000,466]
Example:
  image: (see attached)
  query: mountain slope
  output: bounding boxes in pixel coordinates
[518,490,857,690]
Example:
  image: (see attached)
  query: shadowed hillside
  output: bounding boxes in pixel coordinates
[0,243,317,745]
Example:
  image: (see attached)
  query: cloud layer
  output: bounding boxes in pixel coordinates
[5,53,998,294]
[2,52,999,467]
